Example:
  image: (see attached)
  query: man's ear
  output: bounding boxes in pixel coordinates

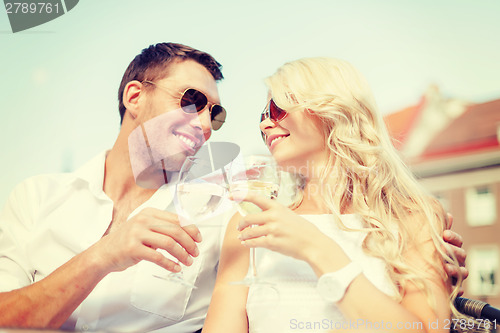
[123,80,144,119]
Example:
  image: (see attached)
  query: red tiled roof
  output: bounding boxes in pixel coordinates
[421,99,500,159]
[384,97,425,149]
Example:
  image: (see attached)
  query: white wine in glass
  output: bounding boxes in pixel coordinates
[176,181,226,226]
[230,180,279,215]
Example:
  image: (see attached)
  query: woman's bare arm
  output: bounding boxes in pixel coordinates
[202,213,250,333]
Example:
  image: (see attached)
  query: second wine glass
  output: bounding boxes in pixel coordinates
[227,155,281,285]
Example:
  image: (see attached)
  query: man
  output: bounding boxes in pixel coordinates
[0,43,232,332]
[0,43,467,332]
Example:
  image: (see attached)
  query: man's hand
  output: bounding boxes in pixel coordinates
[89,207,202,274]
[0,207,201,329]
[443,213,468,295]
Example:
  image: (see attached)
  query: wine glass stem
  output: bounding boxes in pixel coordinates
[250,248,257,278]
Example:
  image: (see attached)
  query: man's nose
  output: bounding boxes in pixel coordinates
[188,108,212,141]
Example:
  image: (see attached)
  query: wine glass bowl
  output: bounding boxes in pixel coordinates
[154,156,228,286]
[228,155,280,214]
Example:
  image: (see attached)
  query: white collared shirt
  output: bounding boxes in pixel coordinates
[0,152,235,332]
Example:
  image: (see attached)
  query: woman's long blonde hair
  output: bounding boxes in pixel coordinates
[265,57,462,316]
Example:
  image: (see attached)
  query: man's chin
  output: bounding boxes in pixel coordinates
[133,153,193,189]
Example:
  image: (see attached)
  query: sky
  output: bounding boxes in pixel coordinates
[0,0,499,206]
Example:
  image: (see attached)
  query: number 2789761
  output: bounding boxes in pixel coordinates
[5,2,60,14]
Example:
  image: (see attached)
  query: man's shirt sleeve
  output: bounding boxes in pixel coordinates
[0,178,38,292]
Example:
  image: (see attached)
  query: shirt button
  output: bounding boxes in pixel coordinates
[81,324,89,331]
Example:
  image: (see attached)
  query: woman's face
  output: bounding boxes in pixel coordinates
[259,99,328,178]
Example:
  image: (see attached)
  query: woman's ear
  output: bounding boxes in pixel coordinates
[123,80,143,119]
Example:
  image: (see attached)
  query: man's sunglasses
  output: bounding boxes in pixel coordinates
[260,99,288,123]
[143,80,226,131]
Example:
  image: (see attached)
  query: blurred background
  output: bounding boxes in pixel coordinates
[1,0,499,306]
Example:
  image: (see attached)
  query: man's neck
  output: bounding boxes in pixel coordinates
[103,129,156,204]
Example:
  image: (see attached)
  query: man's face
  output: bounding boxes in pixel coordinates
[128,59,222,187]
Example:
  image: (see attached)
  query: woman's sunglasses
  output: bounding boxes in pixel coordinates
[143,80,226,131]
[260,99,288,141]
[260,99,288,123]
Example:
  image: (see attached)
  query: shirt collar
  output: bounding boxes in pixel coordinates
[69,151,175,206]
[70,150,108,198]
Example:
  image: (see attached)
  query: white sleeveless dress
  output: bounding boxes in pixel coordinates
[246,214,396,333]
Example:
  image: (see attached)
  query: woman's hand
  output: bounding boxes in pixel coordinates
[234,193,347,269]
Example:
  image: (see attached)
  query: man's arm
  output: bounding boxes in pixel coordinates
[202,213,249,333]
[0,246,107,328]
[0,207,201,328]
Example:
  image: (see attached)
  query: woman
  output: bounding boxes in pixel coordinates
[203,58,463,332]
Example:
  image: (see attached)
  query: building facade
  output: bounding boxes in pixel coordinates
[385,88,500,307]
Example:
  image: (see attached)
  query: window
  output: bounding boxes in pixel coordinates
[465,185,497,226]
[467,246,499,296]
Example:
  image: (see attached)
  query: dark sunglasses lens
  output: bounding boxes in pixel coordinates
[270,99,286,122]
[210,105,226,131]
[181,89,208,113]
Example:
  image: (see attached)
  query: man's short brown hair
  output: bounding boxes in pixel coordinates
[117,42,223,123]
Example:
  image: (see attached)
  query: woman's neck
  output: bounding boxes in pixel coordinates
[293,178,329,215]
[294,174,352,215]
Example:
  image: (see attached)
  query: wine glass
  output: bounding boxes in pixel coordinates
[153,156,228,287]
[175,157,228,224]
[227,155,281,285]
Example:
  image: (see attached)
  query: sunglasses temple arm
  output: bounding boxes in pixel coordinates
[207,141,218,173]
